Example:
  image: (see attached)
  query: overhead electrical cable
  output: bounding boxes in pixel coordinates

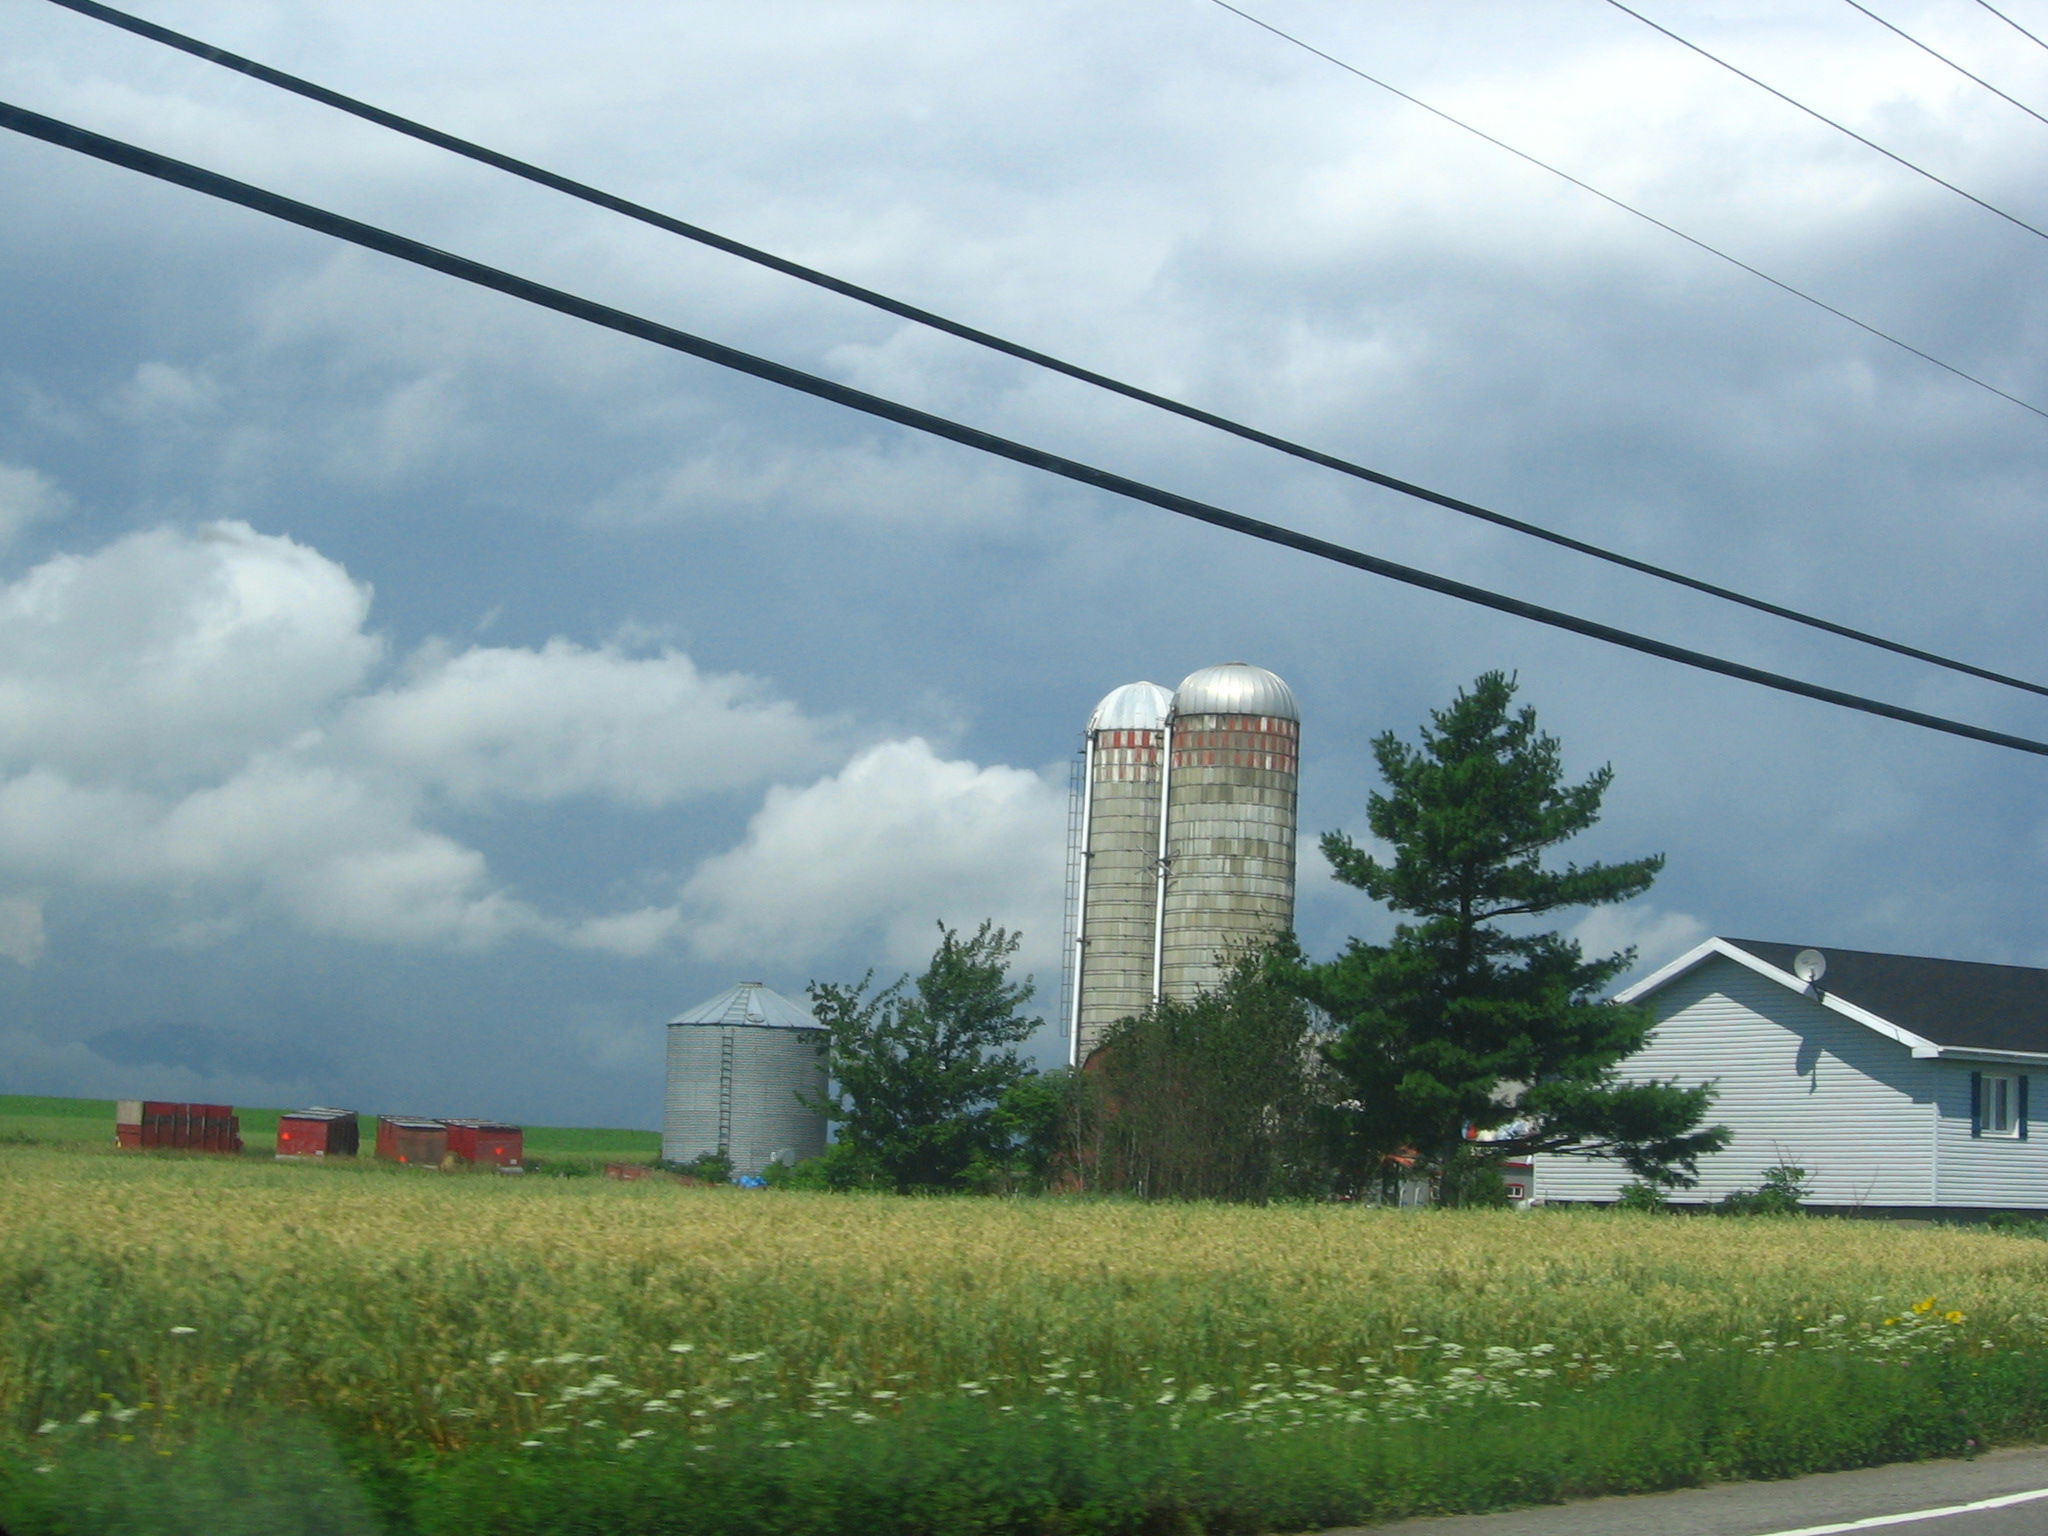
[1973,0,2048,58]
[1605,0,2048,244]
[1204,0,2048,426]
[5,99,2047,761]
[1840,0,2048,129]
[38,0,2048,704]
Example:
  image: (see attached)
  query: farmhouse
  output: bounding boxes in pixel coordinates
[1535,937,2048,1215]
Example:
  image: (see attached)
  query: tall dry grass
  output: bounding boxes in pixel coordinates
[4,1143,2043,1451]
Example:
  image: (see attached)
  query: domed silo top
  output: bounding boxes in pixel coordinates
[1173,662,1297,721]
[668,981,823,1031]
[1088,681,1173,734]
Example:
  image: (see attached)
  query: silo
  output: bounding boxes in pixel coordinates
[1158,662,1299,1001]
[1069,681,1173,1065]
[663,982,828,1176]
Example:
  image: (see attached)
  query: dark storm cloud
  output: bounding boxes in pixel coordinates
[0,0,2044,1122]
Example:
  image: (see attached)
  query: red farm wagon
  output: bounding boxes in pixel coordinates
[276,1107,361,1158]
[443,1118,524,1170]
[116,1100,241,1153]
[374,1116,450,1167]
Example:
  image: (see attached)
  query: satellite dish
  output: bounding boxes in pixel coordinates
[1792,949,1828,985]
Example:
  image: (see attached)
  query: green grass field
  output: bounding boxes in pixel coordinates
[0,1094,658,1164]
[6,1134,2048,1534]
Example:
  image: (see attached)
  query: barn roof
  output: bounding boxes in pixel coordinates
[1619,937,2048,1061]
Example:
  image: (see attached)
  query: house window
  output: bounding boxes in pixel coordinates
[1979,1074,2020,1138]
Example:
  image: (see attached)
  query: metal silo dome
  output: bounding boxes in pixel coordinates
[662,982,827,1176]
[1087,681,1172,734]
[1172,662,1298,722]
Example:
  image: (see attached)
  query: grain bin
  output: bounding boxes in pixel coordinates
[663,982,827,1177]
[1158,663,1299,1000]
[1068,681,1173,1066]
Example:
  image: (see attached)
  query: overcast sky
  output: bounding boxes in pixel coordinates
[2,0,2045,1128]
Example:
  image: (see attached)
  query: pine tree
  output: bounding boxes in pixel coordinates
[1291,672,1725,1202]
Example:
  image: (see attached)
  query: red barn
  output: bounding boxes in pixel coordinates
[374,1116,449,1167]
[443,1119,523,1169]
[276,1108,360,1158]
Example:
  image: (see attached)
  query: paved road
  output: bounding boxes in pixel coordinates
[1328,1447,2048,1535]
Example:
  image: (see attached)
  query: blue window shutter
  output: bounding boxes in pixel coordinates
[2021,1076,2031,1141]
[1971,1071,1983,1139]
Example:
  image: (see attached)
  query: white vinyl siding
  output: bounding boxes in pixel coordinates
[1934,1063,2048,1208]
[1536,955,1936,1207]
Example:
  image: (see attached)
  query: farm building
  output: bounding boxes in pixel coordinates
[1065,663,1301,1065]
[276,1107,360,1158]
[663,981,827,1177]
[1535,937,2048,1215]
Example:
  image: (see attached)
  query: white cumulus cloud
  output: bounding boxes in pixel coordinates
[0,521,867,953]
[341,638,831,807]
[0,461,69,552]
[0,521,380,785]
[679,737,1068,983]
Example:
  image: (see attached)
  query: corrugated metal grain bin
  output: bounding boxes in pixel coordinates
[277,1108,360,1158]
[375,1116,449,1166]
[443,1119,522,1169]
[663,982,828,1177]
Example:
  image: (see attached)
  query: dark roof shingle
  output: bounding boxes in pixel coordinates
[1727,939,2048,1055]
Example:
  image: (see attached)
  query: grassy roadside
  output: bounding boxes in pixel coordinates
[6,1141,2048,1532]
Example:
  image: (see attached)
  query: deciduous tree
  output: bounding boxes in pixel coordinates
[1083,951,1328,1202]
[807,921,1041,1192]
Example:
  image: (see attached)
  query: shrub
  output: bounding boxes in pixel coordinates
[1716,1164,1809,1216]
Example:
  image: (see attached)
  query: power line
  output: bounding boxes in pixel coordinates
[41,0,2048,705]
[5,98,2046,762]
[1973,0,2048,58]
[1204,0,2048,426]
[1841,0,2048,130]
[1606,0,2048,244]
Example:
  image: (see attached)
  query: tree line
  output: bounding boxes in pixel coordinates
[783,673,1725,1206]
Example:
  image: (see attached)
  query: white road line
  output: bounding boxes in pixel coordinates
[1758,1485,2048,1535]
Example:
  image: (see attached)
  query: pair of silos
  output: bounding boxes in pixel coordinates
[1067,662,1300,1065]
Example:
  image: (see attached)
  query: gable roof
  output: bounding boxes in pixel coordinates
[1618,937,2048,1061]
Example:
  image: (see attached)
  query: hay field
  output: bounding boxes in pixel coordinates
[4,1143,2043,1442]
[6,1141,2048,1533]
